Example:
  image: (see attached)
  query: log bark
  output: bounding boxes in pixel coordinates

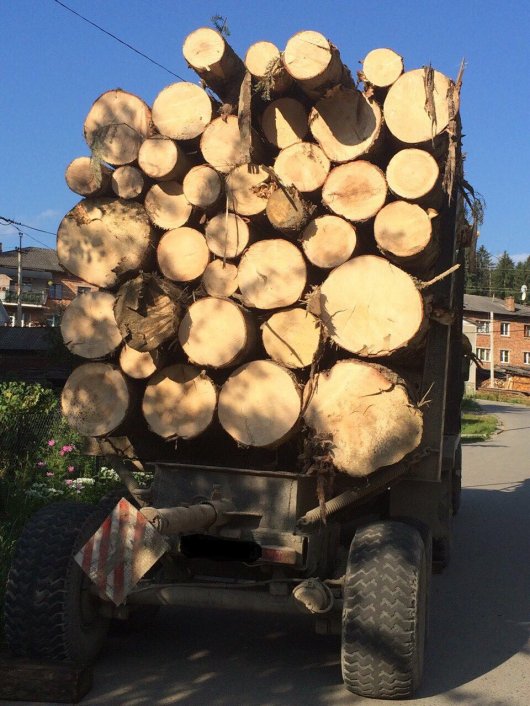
[383,68,459,144]
[61,363,132,437]
[119,344,164,379]
[283,30,353,99]
[244,41,293,96]
[225,164,271,216]
[182,27,246,106]
[262,308,321,369]
[317,255,427,357]
[152,82,213,140]
[83,89,152,165]
[204,212,251,259]
[273,142,330,193]
[183,164,224,210]
[374,201,439,271]
[265,185,315,235]
[309,88,383,163]
[157,227,210,282]
[202,260,239,297]
[238,239,307,309]
[144,181,193,229]
[57,198,155,289]
[300,215,357,268]
[261,97,308,149]
[111,165,145,199]
[60,291,122,359]
[200,115,264,174]
[114,273,184,352]
[362,48,404,89]
[218,360,301,447]
[138,135,193,182]
[65,157,112,197]
[386,148,441,204]
[322,161,387,222]
[178,297,256,368]
[142,364,217,440]
[303,359,423,476]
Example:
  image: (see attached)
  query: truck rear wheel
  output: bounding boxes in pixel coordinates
[341,521,428,699]
[4,502,109,665]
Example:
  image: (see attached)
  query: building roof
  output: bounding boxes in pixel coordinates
[464,294,530,318]
[0,327,51,351]
[0,247,62,273]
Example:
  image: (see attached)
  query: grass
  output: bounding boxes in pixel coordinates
[473,390,530,406]
[461,412,498,439]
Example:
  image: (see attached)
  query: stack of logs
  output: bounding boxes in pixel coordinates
[58,28,464,477]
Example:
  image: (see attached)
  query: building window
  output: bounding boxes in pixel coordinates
[48,283,63,300]
[525,325,530,338]
[47,314,61,327]
[476,321,490,333]
[77,286,91,295]
[476,348,490,362]
[499,349,510,363]
[524,352,530,365]
[500,322,510,336]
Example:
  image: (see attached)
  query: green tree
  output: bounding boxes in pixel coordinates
[492,251,515,298]
[465,244,493,295]
[514,256,530,302]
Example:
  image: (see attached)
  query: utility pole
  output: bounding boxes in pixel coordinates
[489,310,494,388]
[16,231,22,327]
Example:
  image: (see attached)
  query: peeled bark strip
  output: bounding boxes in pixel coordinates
[303,359,423,476]
[283,30,352,98]
[238,239,307,309]
[261,97,308,149]
[138,136,193,182]
[183,164,224,210]
[383,68,459,144]
[274,142,330,193]
[225,164,271,216]
[84,89,152,165]
[265,185,314,235]
[362,48,404,88]
[322,161,387,222]
[111,165,145,199]
[318,255,426,357]
[119,344,164,379]
[65,157,112,197]
[152,82,213,140]
[157,227,210,282]
[60,291,122,359]
[301,215,357,268]
[143,364,217,440]
[202,260,239,297]
[179,297,256,368]
[114,273,184,352]
[201,115,263,174]
[309,88,383,163]
[144,181,193,229]
[244,41,293,96]
[62,363,131,437]
[182,27,246,105]
[386,148,440,202]
[205,213,250,259]
[57,198,155,289]
[374,201,439,271]
[262,308,320,369]
[218,360,301,447]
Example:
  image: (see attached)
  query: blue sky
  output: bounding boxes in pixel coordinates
[1,0,528,261]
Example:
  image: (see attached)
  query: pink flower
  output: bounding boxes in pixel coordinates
[45,472,54,477]
[67,466,75,473]
[47,439,55,447]
[65,479,73,486]
[61,445,73,454]
[36,461,45,467]
[59,450,66,456]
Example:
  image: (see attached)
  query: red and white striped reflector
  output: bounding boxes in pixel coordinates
[74,498,169,606]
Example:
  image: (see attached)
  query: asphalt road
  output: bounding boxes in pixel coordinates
[5,400,530,706]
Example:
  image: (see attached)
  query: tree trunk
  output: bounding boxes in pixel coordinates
[113,273,184,352]
[138,136,193,182]
[111,165,145,199]
[225,164,271,216]
[143,364,217,440]
[183,164,224,211]
[283,30,353,99]
[61,363,132,437]
[60,291,122,359]
[65,157,112,197]
[200,115,264,174]
[300,215,357,269]
[309,88,383,163]
[322,161,387,222]
[238,239,307,309]
[202,260,239,297]
[244,41,293,97]
[386,148,442,205]
[218,360,301,447]
[361,48,404,89]
[157,227,210,282]
[152,82,214,140]
[265,185,315,235]
[144,181,193,229]
[57,198,155,289]
[119,344,165,380]
[261,97,308,149]
[204,212,251,259]
[182,27,246,106]
[83,89,152,166]
[303,359,423,476]
[317,255,427,357]
[262,308,321,369]
[273,142,330,193]
[179,297,256,368]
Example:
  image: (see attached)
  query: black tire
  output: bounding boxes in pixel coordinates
[4,502,110,665]
[341,521,428,700]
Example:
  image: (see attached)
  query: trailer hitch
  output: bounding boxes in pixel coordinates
[140,496,235,535]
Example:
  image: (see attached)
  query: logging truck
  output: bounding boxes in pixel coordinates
[4,29,471,700]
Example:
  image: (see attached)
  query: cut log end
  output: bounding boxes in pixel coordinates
[201,116,262,174]
[202,260,239,297]
[61,291,122,359]
[138,136,192,182]
[261,97,308,149]
[183,165,223,209]
[322,161,387,222]
[111,166,145,199]
[386,148,440,201]
[119,345,163,379]
[65,157,111,197]
[362,48,404,88]
[157,227,210,282]
[152,82,213,141]
[262,308,320,369]
[144,181,193,230]
[265,186,314,235]
[283,30,350,98]
[374,201,438,266]
[226,164,270,216]
[245,41,293,95]
[205,213,250,259]
[274,142,330,193]
[301,215,357,268]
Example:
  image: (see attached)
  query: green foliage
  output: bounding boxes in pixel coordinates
[492,251,516,298]
[461,412,498,440]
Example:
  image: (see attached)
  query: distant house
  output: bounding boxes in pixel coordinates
[0,245,97,327]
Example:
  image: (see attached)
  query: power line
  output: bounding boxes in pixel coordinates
[0,217,55,237]
[52,0,187,81]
